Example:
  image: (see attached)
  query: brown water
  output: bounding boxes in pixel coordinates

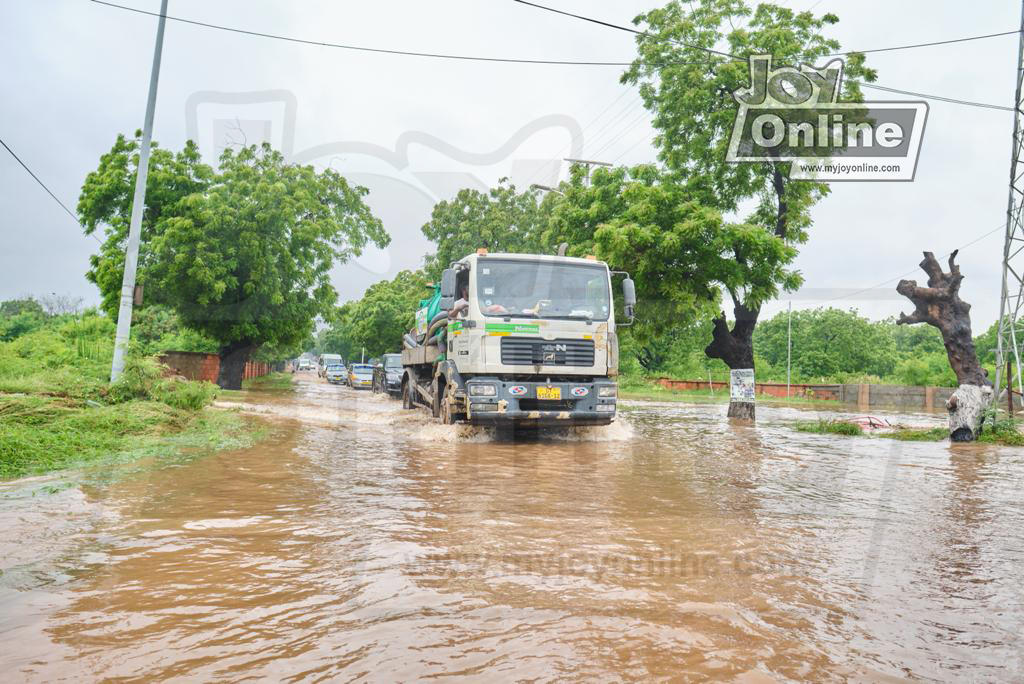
[1,375,1022,682]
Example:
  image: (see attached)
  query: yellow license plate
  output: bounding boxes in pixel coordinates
[537,387,561,400]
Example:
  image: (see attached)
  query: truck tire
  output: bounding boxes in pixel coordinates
[435,379,458,425]
[402,377,415,409]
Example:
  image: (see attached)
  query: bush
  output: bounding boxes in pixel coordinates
[108,355,217,410]
[794,419,863,436]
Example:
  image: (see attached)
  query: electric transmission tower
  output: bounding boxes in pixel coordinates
[994,1,1024,407]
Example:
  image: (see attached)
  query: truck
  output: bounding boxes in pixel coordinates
[400,250,636,426]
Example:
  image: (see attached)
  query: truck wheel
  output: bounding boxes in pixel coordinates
[437,381,458,425]
[402,378,415,409]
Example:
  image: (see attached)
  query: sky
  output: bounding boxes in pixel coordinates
[0,0,1020,332]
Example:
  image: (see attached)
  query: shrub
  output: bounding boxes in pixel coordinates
[794,419,863,436]
[107,355,217,410]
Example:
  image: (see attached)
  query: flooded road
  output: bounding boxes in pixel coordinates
[1,374,1022,681]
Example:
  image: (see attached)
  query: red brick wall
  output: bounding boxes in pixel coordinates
[159,352,275,384]
[159,351,220,383]
[656,378,842,401]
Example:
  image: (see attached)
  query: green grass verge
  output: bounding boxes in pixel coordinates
[0,395,264,479]
[243,372,295,392]
[793,419,864,436]
[618,376,837,408]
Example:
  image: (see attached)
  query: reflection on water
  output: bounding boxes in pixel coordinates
[1,375,1021,681]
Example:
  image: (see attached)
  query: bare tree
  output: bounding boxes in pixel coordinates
[897,251,991,441]
[39,294,84,317]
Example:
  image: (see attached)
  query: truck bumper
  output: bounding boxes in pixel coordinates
[464,378,617,426]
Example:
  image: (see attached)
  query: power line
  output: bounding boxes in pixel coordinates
[512,0,1015,112]
[819,222,1005,304]
[90,0,641,66]
[0,136,100,244]
[513,0,1021,59]
[858,83,1014,112]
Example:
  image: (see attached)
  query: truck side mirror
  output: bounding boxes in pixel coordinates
[622,278,636,321]
[440,268,456,298]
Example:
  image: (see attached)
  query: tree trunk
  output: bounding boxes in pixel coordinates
[896,251,991,441]
[217,340,255,390]
[706,300,759,421]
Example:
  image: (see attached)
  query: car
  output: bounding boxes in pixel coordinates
[347,363,374,389]
[373,354,403,397]
[324,363,347,384]
[318,353,343,378]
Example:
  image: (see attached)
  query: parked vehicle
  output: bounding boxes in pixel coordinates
[400,250,635,426]
[325,363,347,385]
[318,353,343,378]
[347,363,374,389]
[373,354,403,397]
[297,359,315,372]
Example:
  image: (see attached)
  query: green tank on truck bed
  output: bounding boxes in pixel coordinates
[399,250,636,426]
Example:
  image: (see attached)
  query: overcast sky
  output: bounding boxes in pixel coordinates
[1,0,1019,331]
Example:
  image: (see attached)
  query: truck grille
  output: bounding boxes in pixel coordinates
[500,337,595,367]
[518,399,577,412]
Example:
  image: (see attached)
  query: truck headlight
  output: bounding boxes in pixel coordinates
[598,386,617,398]
[470,384,497,396]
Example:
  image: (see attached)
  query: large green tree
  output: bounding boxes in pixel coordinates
[326,269,430,359]
[421,180,551,279]
[548,164,799,393]
[622,0,876,417]
[80,138,389,388]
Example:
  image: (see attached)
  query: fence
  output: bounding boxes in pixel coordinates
[158,351,276,384]
[656,378,958,411]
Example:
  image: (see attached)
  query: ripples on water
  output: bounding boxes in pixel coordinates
[0,377,1021,681]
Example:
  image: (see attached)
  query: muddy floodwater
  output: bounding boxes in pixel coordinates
[1,375,1022,681]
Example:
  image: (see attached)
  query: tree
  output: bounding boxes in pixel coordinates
[755,308,897,380]
[78,132,214,317]
[80,139,389,388]
[320,270,430,360]
[622,0,876,419]
[548,164,799,414]
[897,251,990,441]
[421,180,550,279]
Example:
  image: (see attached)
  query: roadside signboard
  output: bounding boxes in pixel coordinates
[730,369,756,403]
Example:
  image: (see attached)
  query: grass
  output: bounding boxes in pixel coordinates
[0,395,263,479]
[0,313,273,479]
[888,427,948,442]
[243,372,295,392]
[793,419,864,436]
[617,375,838,408]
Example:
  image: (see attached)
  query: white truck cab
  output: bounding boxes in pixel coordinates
[401,251,636,426]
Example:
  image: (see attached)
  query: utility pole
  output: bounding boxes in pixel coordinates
[994,0,1024,408]
[110,0,169,382]
[564,158,611,187]
[786,301,792,399]
[530,183,565,196]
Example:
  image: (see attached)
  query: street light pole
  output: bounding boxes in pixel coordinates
[786,301,792,399]
[110,0,169,382]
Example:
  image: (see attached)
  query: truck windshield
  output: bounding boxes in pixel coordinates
[475,260,610,320]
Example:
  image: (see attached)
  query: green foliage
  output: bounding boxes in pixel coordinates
[108,355,217,410]
[321,270,430,359]
[793,419,863,436]
[80,138,389,356]
[755,308,896,379]
[0,397,251,479]
[623,1,874,230]
[421,180,549,279]
[128,304,220,355]
[0,297,44,317]
[892,354,957,389]
[979,417,1024,446]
